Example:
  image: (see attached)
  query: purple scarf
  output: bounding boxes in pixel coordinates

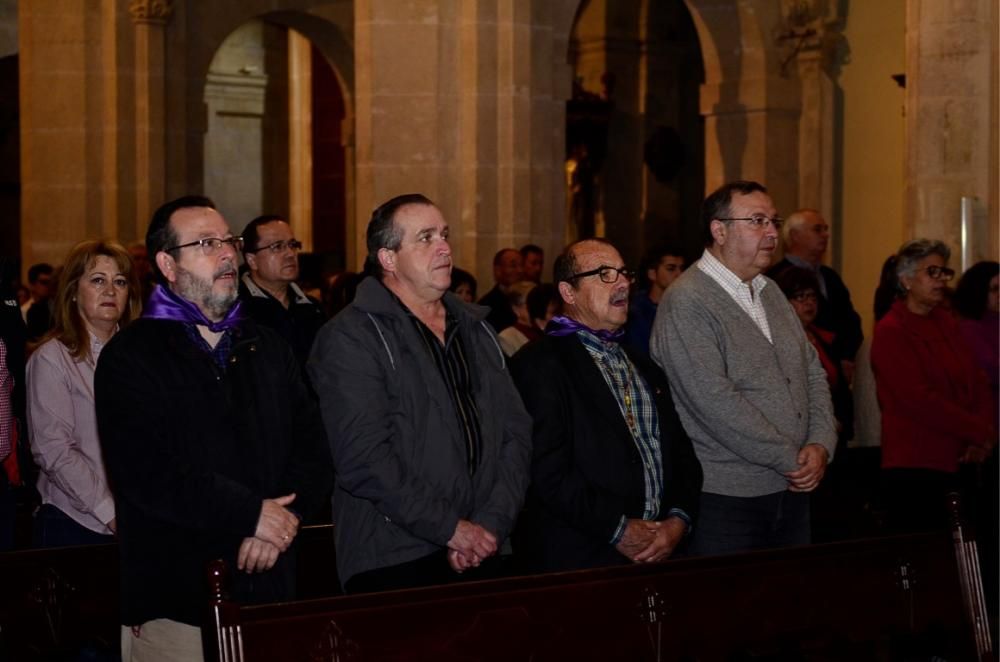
[544,315,624,343]
[143,284,245,333]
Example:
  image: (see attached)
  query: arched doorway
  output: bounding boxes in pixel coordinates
[566,0,704,267]
[201,12,352,280]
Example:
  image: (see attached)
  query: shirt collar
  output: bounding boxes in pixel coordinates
[698,249,769,294]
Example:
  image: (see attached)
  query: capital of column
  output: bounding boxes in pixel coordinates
[129,0,173,26]
[776,0,845,76]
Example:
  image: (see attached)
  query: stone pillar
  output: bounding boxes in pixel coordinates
[354,0,571,284]
[688,0,801,216]
[130,0,171,240]
[288,29,313,251]
[905,0,998,261]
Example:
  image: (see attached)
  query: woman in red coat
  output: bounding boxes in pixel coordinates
[871,239,996,533]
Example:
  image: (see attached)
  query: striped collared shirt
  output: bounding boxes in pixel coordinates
[404,305,483,477]
[697,249,773,343]
[577,330,664,542]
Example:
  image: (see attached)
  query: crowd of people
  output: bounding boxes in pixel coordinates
[0,180,996,660]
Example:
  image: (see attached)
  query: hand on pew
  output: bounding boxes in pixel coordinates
[785,444,829,493]
[447,520,497,561]
[255,493,300,551]
[238,537,281,573]
[632,517,687,564]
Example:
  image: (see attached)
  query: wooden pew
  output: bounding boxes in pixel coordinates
[208,530,979,661]
[0,523,336,661]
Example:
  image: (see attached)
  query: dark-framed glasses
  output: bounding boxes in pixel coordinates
[920,265,955,281]
[791,290,818,303]
[718,214,784,231]
[246,239,304,255]
[566,265,636,284]
[164,236,244,256]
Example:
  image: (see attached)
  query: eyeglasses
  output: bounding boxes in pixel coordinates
[919,265,955,281]
[246,239,304,255]
[164,236,244,256]
[566,265,636,284]
[791,290,818,302]
[718,214,784,231]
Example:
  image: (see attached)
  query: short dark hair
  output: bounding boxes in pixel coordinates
[772,265,820,301]
[365,193,434,279]
[146,195,216,284]
[527,282,559,323]
[520,244,543,259]
[552,238,614,287]
[639,244,684,288]
[493,248,520,267]
[700,180,768,247]
[241,214,287,256]
[953,260,999,321]
[27,263,54,284]
[449,267,477,298]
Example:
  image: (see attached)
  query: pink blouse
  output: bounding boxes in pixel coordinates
[27,335,115,534]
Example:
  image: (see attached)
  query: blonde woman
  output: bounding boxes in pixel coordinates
[27,240,141,546]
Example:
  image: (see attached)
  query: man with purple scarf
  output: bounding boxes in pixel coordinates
[95,196,331,661]
[509,238,702,573]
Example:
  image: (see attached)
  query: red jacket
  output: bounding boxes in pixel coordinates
[871,300,995,472]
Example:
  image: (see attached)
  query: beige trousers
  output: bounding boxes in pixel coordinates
[121,619,205,662]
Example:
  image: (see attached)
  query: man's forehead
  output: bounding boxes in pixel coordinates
[257,220,292,238]
[575,242,623,268]
[396,204,445,234]
[731,191,775,214]
[171,207,228,237]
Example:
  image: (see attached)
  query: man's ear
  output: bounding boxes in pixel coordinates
[557,280,576,306]
[710,219,727,246]
[377,247,395,274]
[245,252,257,271]
[155,251,177,284]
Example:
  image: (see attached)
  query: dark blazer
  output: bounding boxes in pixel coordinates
[96,317,332,626]
[510,333,702,572]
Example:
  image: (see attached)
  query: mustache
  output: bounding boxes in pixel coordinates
[610,290,629,305]
[214,265,238,279]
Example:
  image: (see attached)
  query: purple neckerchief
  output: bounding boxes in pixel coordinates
[544,315,624,343]
[143,284,245,333]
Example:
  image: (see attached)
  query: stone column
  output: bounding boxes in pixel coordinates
[905,0,998,261]
[354,0,571,284]
[288,29,313,251]
[129,0,171,239]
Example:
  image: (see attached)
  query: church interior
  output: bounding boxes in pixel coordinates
[0,0,997,659]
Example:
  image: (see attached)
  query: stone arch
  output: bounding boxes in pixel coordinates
[165,3,355,251]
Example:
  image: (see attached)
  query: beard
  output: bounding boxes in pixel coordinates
[174,264,238,322]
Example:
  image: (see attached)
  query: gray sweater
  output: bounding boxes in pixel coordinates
[650,266,837,497]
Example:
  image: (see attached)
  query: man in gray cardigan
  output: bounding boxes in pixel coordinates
[650,180,837,556]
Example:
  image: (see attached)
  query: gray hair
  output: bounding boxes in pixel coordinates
[895,238,950,282]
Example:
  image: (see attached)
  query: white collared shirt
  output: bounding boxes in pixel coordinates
[696,249,773,343]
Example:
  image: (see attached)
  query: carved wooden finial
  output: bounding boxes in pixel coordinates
[129,0,173,25]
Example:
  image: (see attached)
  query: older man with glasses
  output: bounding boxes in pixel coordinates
[239,214,326,370]
[651,180,837,557]
[96,196,331,661]
[510,238,702,573]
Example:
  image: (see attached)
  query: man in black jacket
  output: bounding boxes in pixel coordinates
[309,194,531,594]
[768,209,863,379]
[96,196,331,661]
[510,238,702,572]
[238,215,325,370]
